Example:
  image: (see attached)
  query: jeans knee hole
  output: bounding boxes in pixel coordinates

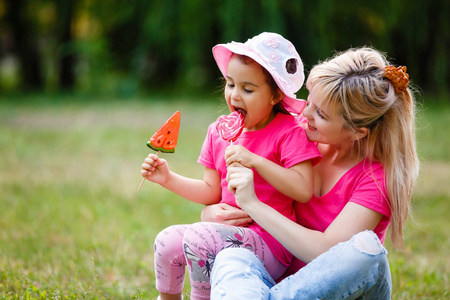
[354,231,384,255]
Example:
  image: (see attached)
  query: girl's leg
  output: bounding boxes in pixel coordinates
[211,248,277,300]
[270,230,391,300]
[182,222,286,300]
[154,224,189,297]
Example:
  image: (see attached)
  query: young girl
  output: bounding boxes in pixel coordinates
[141,32,321,300]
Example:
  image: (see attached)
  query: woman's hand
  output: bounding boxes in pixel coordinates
[141,153,170,185]
[225,145,258,168]
[226,162,259,209]
[201,203,253,227]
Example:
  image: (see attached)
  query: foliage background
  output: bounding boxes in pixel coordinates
[0,0,449,97]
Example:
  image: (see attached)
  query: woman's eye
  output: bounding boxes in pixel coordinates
[316,109,325,119]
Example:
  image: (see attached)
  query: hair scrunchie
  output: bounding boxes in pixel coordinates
[384,66,410,93]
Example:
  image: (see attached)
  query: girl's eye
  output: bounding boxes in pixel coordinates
[244,88,253,93]
[226,83,235,88]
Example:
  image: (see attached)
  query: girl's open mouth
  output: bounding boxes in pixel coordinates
[233,107,247,118]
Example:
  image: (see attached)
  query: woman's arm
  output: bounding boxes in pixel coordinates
[201,203,254,226]
[227,163,382,263]
[225,145,313,202]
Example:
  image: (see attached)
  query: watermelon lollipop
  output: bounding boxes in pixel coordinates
[147,111,181,153]
[138,111,181,191]
[215,111,244,143]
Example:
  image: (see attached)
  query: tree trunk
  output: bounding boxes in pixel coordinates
[6,0,43,90]
[57,0,76,89]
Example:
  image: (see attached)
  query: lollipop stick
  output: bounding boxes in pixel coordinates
[137,151,160,191]
[137,177,146,192]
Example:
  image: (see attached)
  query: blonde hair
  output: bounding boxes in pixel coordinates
[306,47,419,249]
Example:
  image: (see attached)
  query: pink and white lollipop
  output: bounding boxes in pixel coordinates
[215,111,244,143]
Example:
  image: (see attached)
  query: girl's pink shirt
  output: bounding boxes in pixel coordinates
[198,113,322,266]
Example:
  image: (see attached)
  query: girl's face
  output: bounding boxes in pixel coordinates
[224,55,278,131]
[302,88,353,145]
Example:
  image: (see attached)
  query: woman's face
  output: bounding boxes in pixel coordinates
[302,88,353,145]
[224,55,277,131]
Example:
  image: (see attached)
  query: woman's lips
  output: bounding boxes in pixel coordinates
[308,122,317,131]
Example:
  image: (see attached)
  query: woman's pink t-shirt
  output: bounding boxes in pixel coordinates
[198,113,322,266]
[285,158,391,275]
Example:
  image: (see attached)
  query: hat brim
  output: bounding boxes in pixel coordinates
[283,95,306,115]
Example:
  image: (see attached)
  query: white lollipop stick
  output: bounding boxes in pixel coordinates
[137,150,160,191]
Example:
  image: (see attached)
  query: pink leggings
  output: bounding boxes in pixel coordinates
[154,222,286,300]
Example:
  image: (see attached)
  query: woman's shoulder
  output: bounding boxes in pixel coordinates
[358,159,384,175]
[343,159,386,192]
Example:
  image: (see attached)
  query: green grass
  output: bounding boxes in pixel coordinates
[0,94,449,299]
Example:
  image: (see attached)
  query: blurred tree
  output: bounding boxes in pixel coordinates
[388,0,449,92]
[139,0,181,88]
[56,0,76,89]
[4,0,43,90]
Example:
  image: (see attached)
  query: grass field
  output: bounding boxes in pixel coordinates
[0,94,449,299]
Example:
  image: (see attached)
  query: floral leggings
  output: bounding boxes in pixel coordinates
[154,222,286,300]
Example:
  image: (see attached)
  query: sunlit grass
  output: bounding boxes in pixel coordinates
[0,94,448,299]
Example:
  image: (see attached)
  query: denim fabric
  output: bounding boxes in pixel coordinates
[211,231,391,300]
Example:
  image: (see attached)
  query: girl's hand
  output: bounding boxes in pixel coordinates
[201,203,253,227]
[225,145,257,168]
[226,162,258,208]
[141,153,170,185]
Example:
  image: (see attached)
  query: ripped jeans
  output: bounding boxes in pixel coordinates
[211,231,391,300]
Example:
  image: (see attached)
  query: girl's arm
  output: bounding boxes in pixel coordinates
[162,167,222,205]
[225,145,313,202]
[227,163,382,263]
[142,153,221,205]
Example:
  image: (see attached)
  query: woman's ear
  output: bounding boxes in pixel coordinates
[354,127,369,141]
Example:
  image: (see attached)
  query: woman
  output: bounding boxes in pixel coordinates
[202,47,419,299]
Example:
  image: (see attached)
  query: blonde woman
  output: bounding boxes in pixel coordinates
[203,47,419,299]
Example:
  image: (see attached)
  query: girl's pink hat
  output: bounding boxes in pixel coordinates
[213,32,306,114]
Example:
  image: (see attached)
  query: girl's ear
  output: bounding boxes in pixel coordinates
[271,89,284,105]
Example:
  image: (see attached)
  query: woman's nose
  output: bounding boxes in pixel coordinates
[302,103,311,117]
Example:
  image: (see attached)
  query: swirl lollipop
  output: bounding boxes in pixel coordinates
[215,111,244,144]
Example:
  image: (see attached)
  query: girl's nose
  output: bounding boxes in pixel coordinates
[231,89,241,101]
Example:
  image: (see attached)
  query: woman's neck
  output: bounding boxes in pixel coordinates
[314,143,365,197]
[319,143,365,167]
